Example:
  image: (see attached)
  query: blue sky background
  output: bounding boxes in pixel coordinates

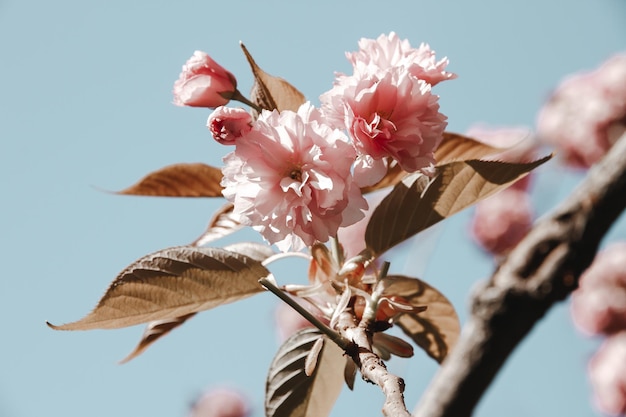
[1,1,626,416]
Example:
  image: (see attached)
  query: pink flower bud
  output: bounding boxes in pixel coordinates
[173,51,237,108]
[470,188,534,256]
[207,107,253,145]
[588,332,626,416]
[188,387,250,417]
[571,242,626,335]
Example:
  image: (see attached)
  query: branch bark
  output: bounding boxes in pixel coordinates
[413,131,626,417]
[336,311,412,417]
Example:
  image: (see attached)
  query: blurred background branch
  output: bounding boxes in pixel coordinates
[414,131,626,417]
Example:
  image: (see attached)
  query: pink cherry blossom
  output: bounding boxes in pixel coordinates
[571,242,626,335]
[600,54,626,99]
[188,387,250,417]
[347,32,456,86]
[470,188,534,256]
[207,107,252,145]
[320,66,447,182]
[173,51,237,108]
[221,102,367,252]
[588,332,626,416]
[536,53,626,169]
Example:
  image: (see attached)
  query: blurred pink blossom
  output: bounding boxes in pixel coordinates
[571,242,626,336]
[207,107,252,145]
[600,54,626,99]
[347,32,456,86]
[536,53,626,169]
[464,125,532,151]
[221,102,367,252]
[588,332,626,416]
[274,302,314,342]
[188,387,250,417]
[173,51,237,108]
[321,67,447,182]
[470,188,533,256]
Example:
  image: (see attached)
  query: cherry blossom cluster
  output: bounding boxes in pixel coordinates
[535,60,626,414]
[188,387,250,417]
[319,33,454,183]
[536,54,626,169]
[173,33,454,251]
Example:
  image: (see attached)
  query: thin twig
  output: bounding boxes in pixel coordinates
[230,89,263,113]
[259,277,351,350]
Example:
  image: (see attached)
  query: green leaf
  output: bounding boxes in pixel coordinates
[382,275,459,363]
[47,246,270,330]
[365,155,551,255]
[116,163,224,197]
[240,43,307,113]
[191,203,245,246]
[266,328,345,417]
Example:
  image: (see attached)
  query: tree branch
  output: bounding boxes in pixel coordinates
[336,311,411,417]
[413,131,626,417]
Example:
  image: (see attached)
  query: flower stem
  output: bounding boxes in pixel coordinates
[259,277,351,350]
[231,89,263,113]
[330,237,344,266]
[361,261,391,323]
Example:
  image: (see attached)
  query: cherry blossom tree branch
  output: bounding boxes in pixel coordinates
[413,131,626,417]
[336,311,411,417]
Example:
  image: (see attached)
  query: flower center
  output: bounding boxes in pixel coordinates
[289,168,303,182]
[209,118,226,140]
[366,113,397,141]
